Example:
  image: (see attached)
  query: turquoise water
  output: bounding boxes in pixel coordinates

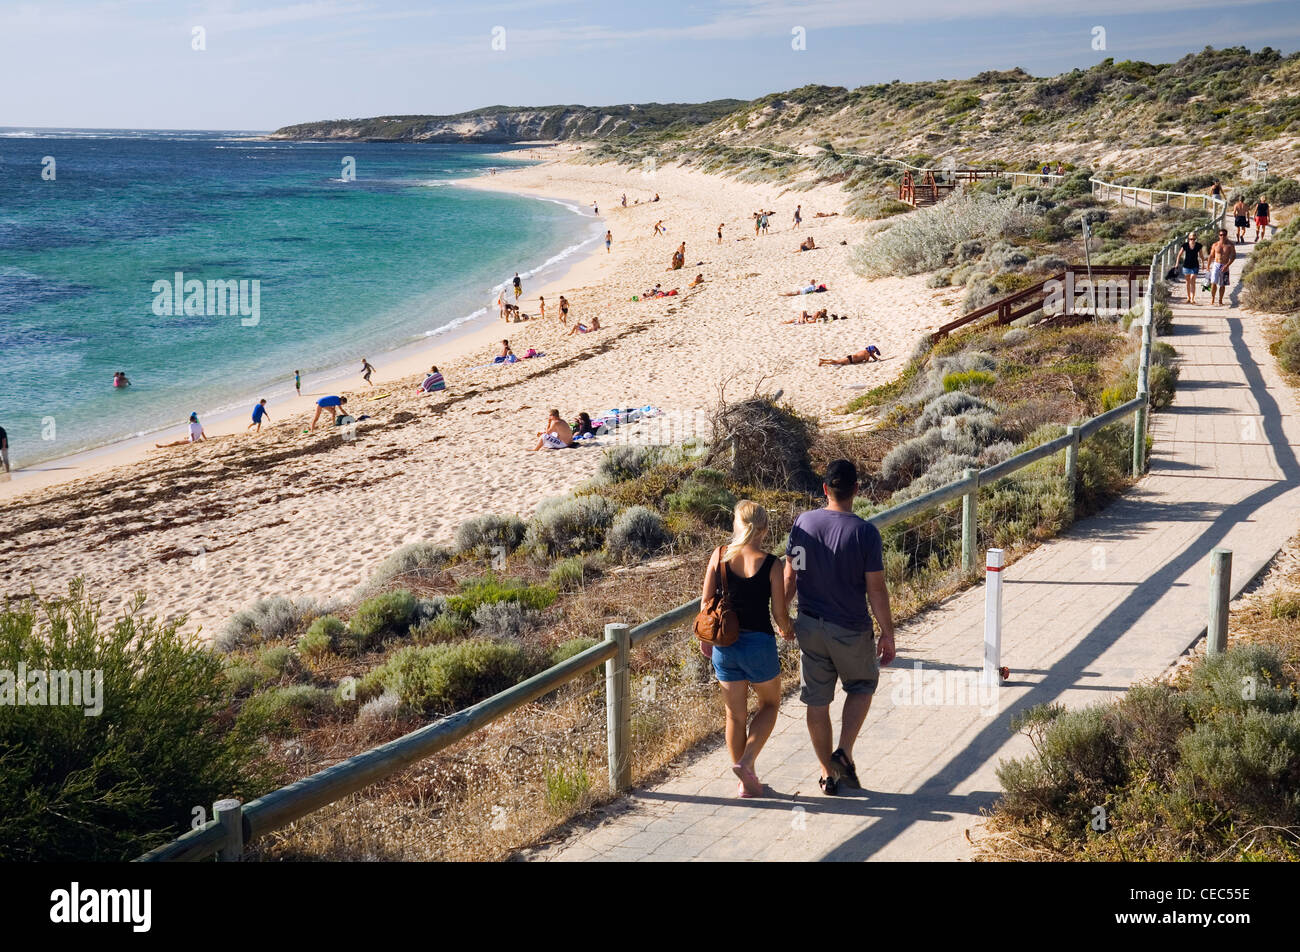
[0,131,596,468]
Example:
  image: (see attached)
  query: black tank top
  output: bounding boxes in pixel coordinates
[725,553,776,635]
[1182,241,1201,271]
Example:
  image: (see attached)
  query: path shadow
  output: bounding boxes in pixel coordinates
[820,314,1300,861]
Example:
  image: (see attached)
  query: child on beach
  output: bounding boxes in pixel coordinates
[113,371,131,388]
[156,412,206,447]
[717,222,724,243]
[539,295,546,319]
[513,272,522,300]
[418,366,446,393]
[294,370,301,396]
[247,399,271,431]
[605,230,612,253]
[360,358,376,386]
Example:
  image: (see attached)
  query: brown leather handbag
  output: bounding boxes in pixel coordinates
[694,546,740,648]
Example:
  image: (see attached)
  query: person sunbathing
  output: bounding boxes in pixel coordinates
[498,340,514,359]
[688,273,704,287]
[798,236,817,251]
[783,309,827,324]
[567,315,601,335]
[531,409,575,450]
[779,280,826,296]
[819,345,882,366]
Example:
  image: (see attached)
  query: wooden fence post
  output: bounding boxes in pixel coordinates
[605,622,631,794]
[214,799,243,862]
[1132,389,1148,476]
[961,468,978,576]
[1208,549,1232,655]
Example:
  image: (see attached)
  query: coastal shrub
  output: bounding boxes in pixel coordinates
[356,691,402,731]
[357,640,535,715]
[1276,330,1300,375]
[471,601,543,640]
[216,595,326,652]
[1001,328,1030,345]
[0,583,268,861]
[853,191,1043,277]
[454,514,526,560]
[298,615,344,660]
[598,445,662,483]
[607,505,672,561]
[916,391,995,431]
[237,685,338,738]
[413,612,472,643]
[1148,364,1178,410]
[445,574,557,619]
[545,760,593,812]
[1152,302,1174,336]
[525,494,619,558]
[665,479,738,528]
[347,590,418,652]
[1264,178,1300,206]
[942,370,997,393]
[222,662,262,697]
[256,644,300,680]
[355,542,453,599]
[1180,645,1295,721]
[550,636,599,668]
[548,555,604,592]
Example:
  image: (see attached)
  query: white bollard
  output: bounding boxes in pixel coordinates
[983,549,1005,686]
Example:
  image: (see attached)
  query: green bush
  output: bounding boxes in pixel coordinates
[298,615,346,659]
[357,639,536,714]
[445,574,557,619]
[665,479,738,528]
[548,555,601,592]
[237,684,338,737]
[216,595,326,652]
[550,636,599,667]
[1266,177,1300,207]
[525,494,619,558]
[597,446,662,483]
[256,644,300,680]
[1152,302,1174,336]
[413,612,472,643]
[545,759,593,812]
[1277,330,1300,375]
[606,505,672,561]
[0,582,268,861]
[347,590,418,652]
[942,369,997,393]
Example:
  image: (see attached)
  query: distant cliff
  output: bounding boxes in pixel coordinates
[269,101,746,143]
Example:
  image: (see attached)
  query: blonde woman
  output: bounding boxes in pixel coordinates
[699,501,795,798]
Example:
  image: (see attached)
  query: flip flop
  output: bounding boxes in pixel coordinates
[737,780,757,799]
[732,763,763,797]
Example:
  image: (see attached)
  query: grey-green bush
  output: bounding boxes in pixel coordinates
[216,595,328,652]
[299,615,346,658]
[357,639,536,714]
[471,600,543,640]
[525,494,619,558]
[354,541,453,600]
[455,514,526,559]
[607,505,672,561]
[347,590,418,652]
[597,445,662,483]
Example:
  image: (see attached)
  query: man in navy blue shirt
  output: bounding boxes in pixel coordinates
[785,459,896,795]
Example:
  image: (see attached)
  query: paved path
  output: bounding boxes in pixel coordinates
[525,236,1300,862]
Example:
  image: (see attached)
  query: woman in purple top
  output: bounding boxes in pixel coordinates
[699,501,794,798]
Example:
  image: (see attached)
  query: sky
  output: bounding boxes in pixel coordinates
[2,0,1299,131]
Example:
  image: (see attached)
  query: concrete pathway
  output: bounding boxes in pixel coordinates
[524,235,1300,862]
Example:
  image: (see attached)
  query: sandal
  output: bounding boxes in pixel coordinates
[831,748,860,789]
[737,780,758,799]
[819,774,839,796]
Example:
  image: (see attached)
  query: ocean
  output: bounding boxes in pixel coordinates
[0,130,598,469]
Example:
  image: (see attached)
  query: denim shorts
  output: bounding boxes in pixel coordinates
[711,630,780,683]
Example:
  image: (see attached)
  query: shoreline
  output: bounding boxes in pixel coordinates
[0,147,605,502]
[3,144,956,636]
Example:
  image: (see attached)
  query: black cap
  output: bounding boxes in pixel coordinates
[824,459,858,495]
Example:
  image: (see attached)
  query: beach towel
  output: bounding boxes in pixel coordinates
[542,433,567,449]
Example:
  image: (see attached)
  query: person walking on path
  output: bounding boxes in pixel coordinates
[1179,230,1204,304]
[294,369,302,397]
[247,399,271,432]
[1233,197,1249,243]
[783,459,896,796]
[360,358,376,387]
[1207,228,1237,306]
[699,501,795,798]
[1254,195,1271,242]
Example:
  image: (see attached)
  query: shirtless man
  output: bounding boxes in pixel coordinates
[653,220,665,237]
[784,309,827,324]
[531,409,575,450]
[819,345,882,366]
[1232,197,1249,243]
[1207,228,1236,306]
[799,236,817,252]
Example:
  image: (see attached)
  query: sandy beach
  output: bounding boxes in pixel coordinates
[1,144,959,636]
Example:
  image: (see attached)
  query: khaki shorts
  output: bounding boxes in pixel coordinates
[795,612,879,706]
